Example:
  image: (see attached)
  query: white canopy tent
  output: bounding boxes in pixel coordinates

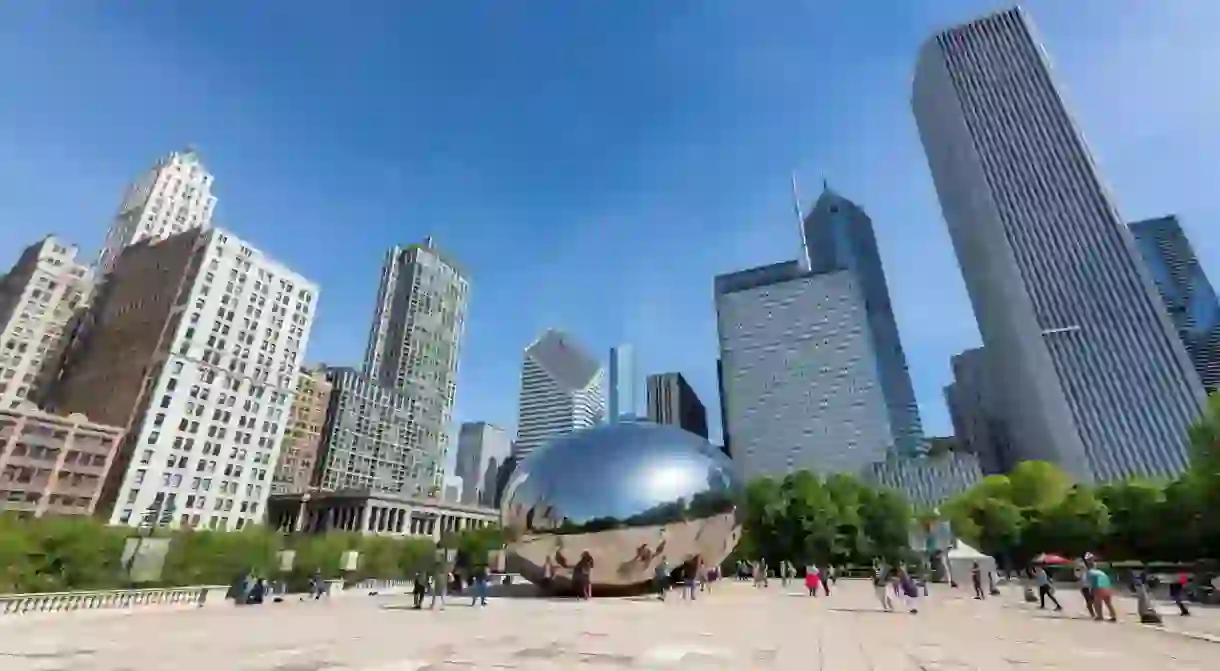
[945,541,996,588]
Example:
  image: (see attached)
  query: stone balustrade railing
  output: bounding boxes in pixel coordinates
[348,578,411,593]
[0,576,464,617]
[0,585,229,617]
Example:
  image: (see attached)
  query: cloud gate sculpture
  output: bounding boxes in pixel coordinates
[500,421,743,595]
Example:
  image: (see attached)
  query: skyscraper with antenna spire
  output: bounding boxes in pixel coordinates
[792,172,811,273]
[714,175,912,479]
[801,183,926,456]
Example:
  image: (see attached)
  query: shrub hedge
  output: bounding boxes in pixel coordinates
[0,513,446,594]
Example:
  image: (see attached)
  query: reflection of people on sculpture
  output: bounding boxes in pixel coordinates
[616,542,653,581]
[634,543,653,564]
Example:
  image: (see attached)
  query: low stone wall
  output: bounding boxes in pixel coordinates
[0,576,524,617]
[0,585,229,617]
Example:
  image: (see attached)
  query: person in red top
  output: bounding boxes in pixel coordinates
[805,565,821,597]
[1169,572,1191,616]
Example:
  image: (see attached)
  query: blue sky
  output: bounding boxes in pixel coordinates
[2,1,1219,451]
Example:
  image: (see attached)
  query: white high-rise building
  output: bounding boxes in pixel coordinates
[0,237,92,407]
[363,238,469,492]
[53,227,318,530]
[912,7,1205,482]
[513,329,604,458]
[455,421,511,507]
[98,148,217,274]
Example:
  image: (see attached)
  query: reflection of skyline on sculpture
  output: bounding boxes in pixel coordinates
[500,422,742,593]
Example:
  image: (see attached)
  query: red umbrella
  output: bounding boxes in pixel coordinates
[1032,553,1071,565]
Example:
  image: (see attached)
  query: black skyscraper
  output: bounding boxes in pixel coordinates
[646,372,709,441]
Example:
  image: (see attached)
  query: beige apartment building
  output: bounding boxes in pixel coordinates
[50,229,203,519]
[52,226,319,529]
[0,236,92,409]
[271,365,332,494]
[0,401,124,517]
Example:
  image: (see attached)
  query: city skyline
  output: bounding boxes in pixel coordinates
[2,2,1219,449]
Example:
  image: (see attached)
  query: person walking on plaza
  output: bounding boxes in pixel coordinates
[470,565,489,608]
[411,572,427,609]
[1169,572,1192,616]
[1086,560,1118,622]
[429,568,448,611]
[1033,565,1063,611]
[654,558,671,601]
[897,566,919,614]
[1076,557,1096,618]
[753,560,767,588]
[308,569,326,600]
[821,564,832,596]
[682,556,703,601]
[873,563,893,612]
[971,562,986,600]
[805,565,821,597]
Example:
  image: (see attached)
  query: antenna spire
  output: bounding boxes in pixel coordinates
[792,171,811,273]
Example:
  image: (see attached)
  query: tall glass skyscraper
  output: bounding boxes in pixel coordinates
[803,186,925,456]
[1130,215,1220,394]
[912,7,1205,482]
[363,238,469,491]
[607,344,635,422]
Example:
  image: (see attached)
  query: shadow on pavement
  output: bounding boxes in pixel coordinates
[827,608,898,615]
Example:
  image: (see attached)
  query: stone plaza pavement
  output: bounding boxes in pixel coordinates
[1,580,1218,670]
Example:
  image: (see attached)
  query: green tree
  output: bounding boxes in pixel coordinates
[859,487,913,564]
[779,471,838,564]
[1188,392,1220,555]
[162,526,279,587]
[1025,487,1109,559]
[739,476,783,563]
[968,497,1024,561]
[1095,480,1164,560]
[824,473,868,563]
[1156,477,1208,561]
[1007,461,1071,509]
[28,516,127,591]
[441,526,505,570]
[0,514,38,593]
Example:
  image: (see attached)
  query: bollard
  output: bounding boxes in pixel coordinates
[1136,584,1163,625]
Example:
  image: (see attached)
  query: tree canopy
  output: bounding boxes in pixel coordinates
[935,393,1220,566]
[735,471,915,567]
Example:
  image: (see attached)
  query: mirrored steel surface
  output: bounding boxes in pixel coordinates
[500,422,742,594]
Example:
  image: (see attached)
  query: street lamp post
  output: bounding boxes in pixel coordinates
[124,498,176,582]
[295,490,313,533]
